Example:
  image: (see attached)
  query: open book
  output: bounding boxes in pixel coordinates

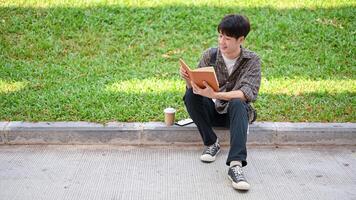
[179,58,219,92]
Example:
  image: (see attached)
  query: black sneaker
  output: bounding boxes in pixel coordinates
[228,165,250,190]
[200,139,220,162]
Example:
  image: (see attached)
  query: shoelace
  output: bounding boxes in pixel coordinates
[232,166,245,180]
[204,144,217,155]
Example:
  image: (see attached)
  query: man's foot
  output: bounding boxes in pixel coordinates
[200,139,220,162]
[228,165,250,190]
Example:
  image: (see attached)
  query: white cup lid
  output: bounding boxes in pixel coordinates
[164,107,176,113]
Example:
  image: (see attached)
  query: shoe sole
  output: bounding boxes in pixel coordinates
[200,149,220,163]
[228,175,250,191]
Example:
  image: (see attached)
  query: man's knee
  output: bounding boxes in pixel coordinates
[229,98,244,107]
[228,98,246,113]
[183,88,197,104]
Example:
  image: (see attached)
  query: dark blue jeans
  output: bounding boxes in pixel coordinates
[183,88,248,167]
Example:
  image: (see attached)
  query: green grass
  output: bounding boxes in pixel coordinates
[0,0,355,122]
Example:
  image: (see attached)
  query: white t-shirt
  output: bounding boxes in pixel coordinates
[212,54,239,103]
[212,53,239,103]
[222,54,238,76]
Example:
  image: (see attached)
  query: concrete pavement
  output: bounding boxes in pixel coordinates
[0,145,355,200]
[1,121,355,199]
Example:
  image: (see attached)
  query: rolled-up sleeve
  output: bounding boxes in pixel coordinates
[237,56,261,102]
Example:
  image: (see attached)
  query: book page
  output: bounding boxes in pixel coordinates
[179,58,219,92]
[194,67,215,72]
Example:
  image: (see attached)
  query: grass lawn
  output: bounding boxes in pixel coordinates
[0,0,355,122]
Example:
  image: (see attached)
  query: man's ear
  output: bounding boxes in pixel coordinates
[238,36,245,43]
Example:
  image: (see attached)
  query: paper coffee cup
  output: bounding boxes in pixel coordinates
[164,107,176,126]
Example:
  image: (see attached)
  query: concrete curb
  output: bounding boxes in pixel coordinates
[0,121,355,145]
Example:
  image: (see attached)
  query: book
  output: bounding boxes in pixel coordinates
[179,58,219,92]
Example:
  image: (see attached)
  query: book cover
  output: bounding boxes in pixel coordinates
[179,58,219,92]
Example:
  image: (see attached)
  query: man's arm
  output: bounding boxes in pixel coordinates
[191,81,247,101]
[215,90,247,101]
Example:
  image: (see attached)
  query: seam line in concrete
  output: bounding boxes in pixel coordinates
[272,122,278,146]
[2,122,9,144]
[139,123,144,145]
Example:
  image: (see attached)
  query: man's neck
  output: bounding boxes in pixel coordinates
[223,47,241,60]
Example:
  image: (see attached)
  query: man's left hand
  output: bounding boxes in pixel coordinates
[191,81,217,99]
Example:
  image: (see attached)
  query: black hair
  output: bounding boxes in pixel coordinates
[217,14,250,39]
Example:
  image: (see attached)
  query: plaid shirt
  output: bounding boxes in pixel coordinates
[197,47,261,114]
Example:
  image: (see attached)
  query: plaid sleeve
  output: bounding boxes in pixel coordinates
[238,56,261,102]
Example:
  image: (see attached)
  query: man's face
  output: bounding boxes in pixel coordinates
[218,33,243,55]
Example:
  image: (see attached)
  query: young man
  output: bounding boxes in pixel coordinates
[180,14,261,191]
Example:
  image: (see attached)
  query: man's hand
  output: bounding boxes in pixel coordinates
[180,66,191,88]
[191,81,217,99]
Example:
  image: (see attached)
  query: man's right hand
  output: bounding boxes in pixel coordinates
[179,66,192,88]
